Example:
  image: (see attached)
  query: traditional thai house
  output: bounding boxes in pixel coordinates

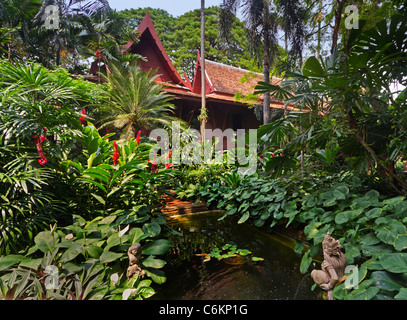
[89,12,290,135]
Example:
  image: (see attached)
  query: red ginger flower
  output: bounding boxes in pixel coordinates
[165,149,173,169]
[136,130,141,146]
[80,109,87,126]
[113,142,120,166]
[150,152,157,172]
[32,135,47,166]
[38,157,47,165]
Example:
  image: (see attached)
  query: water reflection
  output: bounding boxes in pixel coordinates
[154,212,318,300]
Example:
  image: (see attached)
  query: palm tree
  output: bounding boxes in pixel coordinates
[218,0,306,124]
[275,0,306,67]
[0,0,42,61]
[219,0,278,125]
[32,0,111,66]
[97,60,177,140]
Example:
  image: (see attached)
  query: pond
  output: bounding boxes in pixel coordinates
[153,211,318,300]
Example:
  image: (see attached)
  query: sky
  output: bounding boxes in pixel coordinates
[110,0,223,17]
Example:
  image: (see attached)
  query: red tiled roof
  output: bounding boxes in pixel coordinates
[90,13,290,110]
[191,51,215,95]
[204,59,282,98]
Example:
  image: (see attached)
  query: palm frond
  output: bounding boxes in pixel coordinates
[95,60,180,139]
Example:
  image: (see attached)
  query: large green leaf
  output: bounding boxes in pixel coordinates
[365,208,382,220]
[131,228,147,244]
[335,209,363,224]
[59,242,84,263]
[141,257,167,269]
[237,212,250,224]
[375,220,406,245]
[380,253,407,273]
[302,56,325,77]
[0,255,26,272]
[394,234,407,252]
[86,245,103,259]
[144,268,166,284]
[371,271,405,292]
[304,222,322,239]
[34,231,59,254]
[141,239,171,256]
[300,250,312,274]
[345,286,380,300]
[142,222,161,237]
[99,251,123,264]
[395,288,407,300]
[360,233,381,246]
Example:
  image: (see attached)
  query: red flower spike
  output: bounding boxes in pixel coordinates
[136,130,141,146]
[113,142,120,166]
[80,109,87,126]
[246,144,249,150]
[38,156,47,166]
[40,134,47,143]
[165,163,174,170]
[32,135,47,165]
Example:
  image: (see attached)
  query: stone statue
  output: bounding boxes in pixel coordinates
[126,243,145,279]
[311,231,346,300]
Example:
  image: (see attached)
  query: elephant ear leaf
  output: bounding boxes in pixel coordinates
[302,56,325,77]
[141,239,171,255]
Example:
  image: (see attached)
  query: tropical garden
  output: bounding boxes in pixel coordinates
[0,0,407,302]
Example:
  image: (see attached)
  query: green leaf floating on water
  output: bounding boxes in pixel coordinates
[251,257,264,261]
[201,243,263,262]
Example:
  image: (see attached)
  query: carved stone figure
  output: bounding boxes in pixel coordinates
[126,243,145,279]
[311,231,346,300]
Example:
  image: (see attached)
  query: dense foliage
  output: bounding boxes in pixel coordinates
[182,12,407,300]
[190,171,407,299]
[1,0,407,302]
[0,59,178,299]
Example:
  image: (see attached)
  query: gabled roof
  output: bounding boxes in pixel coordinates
[90,13,291,110]
[190,54,288,108]
[204,60,281,97]
[124,12,190,88]
[191,51,215,95]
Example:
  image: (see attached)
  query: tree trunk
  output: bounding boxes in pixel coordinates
[56,42,61,66]
[200,0,207,142]
[263,29,270,125]
[317,0,322,58]
[331,0,347,54]
[7,43,11,62]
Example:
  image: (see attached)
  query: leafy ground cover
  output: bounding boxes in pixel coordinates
[188,170,407,300]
